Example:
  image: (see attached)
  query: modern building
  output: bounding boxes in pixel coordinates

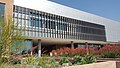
[0,0,120,56]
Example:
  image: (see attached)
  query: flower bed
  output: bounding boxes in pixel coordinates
[51,45,120,58]
[1,44,120,68]
[0,54,96,68]
[51,47,99,57]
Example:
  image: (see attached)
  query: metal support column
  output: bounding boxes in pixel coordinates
[38,39,41,57]
[85,42,89,55]
[71,41,74,49]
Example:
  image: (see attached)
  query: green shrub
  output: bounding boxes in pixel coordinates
[0,63,10,68]
[59,57,72,66]
[37,57,60,68]
[9,57,21,64]
[73,55,96,65]
[47,58,60,68]
[102,52,120,58]
[73,55,83,65]
[0,57,8,65]
[25,57,37,64]
[82,55,96,64]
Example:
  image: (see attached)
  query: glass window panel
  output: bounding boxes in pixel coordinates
[0,3,5,22]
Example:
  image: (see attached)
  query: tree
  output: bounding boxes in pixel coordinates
[0,17,25,58]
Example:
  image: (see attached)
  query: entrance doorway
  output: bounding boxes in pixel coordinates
[41,43,56,54]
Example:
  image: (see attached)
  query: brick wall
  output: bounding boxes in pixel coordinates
[0,0,13,20]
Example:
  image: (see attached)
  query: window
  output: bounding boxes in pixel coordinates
[50,21,55,29]
[0,3,5,22]
[30,17,39,27]
[13,5,106,41]
[63,23,67,31]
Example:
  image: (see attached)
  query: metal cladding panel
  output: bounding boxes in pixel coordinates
[14,0,120,42]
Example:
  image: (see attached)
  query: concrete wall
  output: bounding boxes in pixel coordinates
[116,62,120,68]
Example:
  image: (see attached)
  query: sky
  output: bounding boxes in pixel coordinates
[49,0,120,22]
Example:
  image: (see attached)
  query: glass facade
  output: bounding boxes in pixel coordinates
[12,40,32,53]
[13,5,106,41]
[0,3,5,23]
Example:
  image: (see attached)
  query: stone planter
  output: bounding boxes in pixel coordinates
[97,58,120,62]
[63,61,119,68]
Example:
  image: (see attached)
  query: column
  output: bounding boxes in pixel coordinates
[71,41,74,49]
[38,39,41,57]
[30,40,33,55]
[85,42,89,55]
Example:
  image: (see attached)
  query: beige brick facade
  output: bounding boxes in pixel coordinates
[0,0,13,20]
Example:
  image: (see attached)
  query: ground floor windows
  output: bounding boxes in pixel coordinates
[11,40,32,54]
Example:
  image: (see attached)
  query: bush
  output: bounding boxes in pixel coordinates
[9,57,21,64]
[99,45,120,58]
[0,57,8,65]
[99,45,120,55]
[51,47,87,57]
[59,57,72,66]
[102,52,120,58]
[73,55,96,65]
[51,45,120,58]
[25,57,37,64]
[37,57,60,68]
[73,55,83,65]
[82,55,96,64]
